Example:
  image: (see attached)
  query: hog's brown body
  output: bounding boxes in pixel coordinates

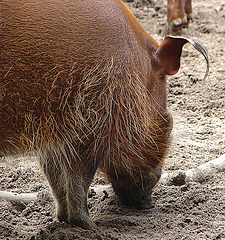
[0,0,208,229]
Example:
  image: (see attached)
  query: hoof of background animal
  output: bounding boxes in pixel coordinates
[186,13,193,23]
[168,17,188,33]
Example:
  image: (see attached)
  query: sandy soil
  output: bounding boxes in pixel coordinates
[0,0,225,239]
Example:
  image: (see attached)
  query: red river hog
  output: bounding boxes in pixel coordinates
[0,0,208,229]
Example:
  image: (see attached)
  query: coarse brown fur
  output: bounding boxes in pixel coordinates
[1,0,207,229]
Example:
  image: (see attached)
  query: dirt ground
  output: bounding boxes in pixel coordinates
[0,0,225,239]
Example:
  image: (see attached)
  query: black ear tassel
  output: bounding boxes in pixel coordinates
[183,37,209,81]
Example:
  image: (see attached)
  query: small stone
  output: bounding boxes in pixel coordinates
[88,188,96,198]
[169,170,186,186]
[101,190,109,201]
[217,68,225,73]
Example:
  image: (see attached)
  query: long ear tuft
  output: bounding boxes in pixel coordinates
[185,38,209,81]
[156,36,209,80]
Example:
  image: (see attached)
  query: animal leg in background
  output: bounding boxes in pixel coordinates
[167,0,193,33]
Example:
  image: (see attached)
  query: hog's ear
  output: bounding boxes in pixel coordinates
[155,36,188,76]
[155,36,209,80]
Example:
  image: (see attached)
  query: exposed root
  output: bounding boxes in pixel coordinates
[161,154,225,184]
[0,191,38,204]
